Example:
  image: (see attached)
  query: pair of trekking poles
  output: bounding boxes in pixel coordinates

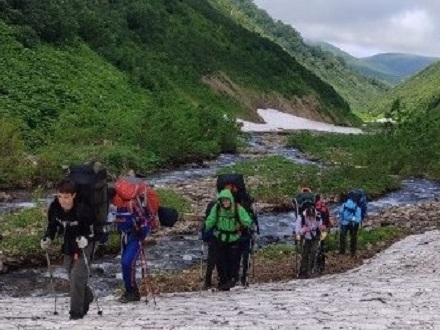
[44,245,102,316]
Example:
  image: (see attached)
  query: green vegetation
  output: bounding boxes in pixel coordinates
[257,226,406,259]
[0,0,357,188]
[370,61,440,117]
[156,188,192,214]
[0,208,46,264]
[288,123,440,183]
[209,0,387,114]
[217,155,399,203]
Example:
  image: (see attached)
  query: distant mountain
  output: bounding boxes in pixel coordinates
[310,41,438,86]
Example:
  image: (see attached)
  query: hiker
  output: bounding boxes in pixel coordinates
[204,189,253,291]
[294,198,324,278]
[113,186,153,303]
[40,179,95,320]
[339,194,362,257]
[201,201,217,290]
[315,194,330,272]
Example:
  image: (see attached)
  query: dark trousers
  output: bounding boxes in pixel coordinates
[340,223,360,256]
[63,245,93,316]
[204,239,217,285]
[213,237,240,288]
[235,237,252,283]
[299,238,319,277]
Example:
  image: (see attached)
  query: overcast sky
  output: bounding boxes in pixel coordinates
[254,0,440,58]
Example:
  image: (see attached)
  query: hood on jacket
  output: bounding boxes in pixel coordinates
[344,199,358,209]
[217,189,235,203]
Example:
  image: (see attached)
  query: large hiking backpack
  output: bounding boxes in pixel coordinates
[201,174,258,242]
[293,191,316,216]
[113,176,160,231]
[347,188,367,220]
[293,190,317,228]
[68,162,109,241]
[111,175,179,229]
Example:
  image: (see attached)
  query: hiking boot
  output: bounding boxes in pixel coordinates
[69,312,84,320]
[240,276,247,287]
[202,282,212,290]
[298,272,310,279]
[218,282,232,291]
[118,289,140,303]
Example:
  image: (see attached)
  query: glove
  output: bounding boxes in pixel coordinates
[76,236,88,249]
[320,231,328,240]
[40,237,51,251]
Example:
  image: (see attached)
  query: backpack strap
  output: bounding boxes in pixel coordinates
[215,202,240,241]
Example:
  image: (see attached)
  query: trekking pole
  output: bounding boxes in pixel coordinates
[251,237,255,281]
[45,252,58,315]
[199,242,205,281]
[295,239,299,278]
[140,246,156,305]
[81,249,103,315]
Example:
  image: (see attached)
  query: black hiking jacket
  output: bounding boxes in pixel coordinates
[45,198,94,255]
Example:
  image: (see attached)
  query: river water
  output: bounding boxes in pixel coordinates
[1,133,440,297]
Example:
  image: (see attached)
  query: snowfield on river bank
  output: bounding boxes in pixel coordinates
[238,109,363,134]
[2,230,440,329]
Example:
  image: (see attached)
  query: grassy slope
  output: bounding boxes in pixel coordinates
[210,0,386,115]
[370,61,440,116]
[0,0,355,186]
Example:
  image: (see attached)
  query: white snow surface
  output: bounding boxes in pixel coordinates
[238,109,363,134]
[2,230,440,329]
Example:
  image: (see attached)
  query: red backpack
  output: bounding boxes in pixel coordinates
[113,176,160,231]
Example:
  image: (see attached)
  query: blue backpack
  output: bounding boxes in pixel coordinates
[347,189,367,220]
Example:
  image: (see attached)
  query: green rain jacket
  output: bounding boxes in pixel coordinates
[205,189,253,243]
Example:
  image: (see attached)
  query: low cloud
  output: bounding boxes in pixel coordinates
[254,0,440,57]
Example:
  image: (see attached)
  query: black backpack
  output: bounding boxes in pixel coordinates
[68,162,109,241]
[293,192,316,216]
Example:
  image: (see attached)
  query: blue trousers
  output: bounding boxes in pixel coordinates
[121,239,141,292]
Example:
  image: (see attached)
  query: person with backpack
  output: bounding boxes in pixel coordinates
[204,189,253,291]
[40,179,95,320]
[315,194,330,272]
[339,193,363,257]
[112,176,156,303]
[295,202,325,279]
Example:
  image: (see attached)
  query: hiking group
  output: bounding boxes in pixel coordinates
[293,187,368,278]
[39,161,367,319]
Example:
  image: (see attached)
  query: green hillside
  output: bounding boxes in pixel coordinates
[209,0,388,113]
[370,61,440,117]
[0,0,355,187]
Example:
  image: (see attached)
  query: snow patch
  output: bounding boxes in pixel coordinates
[238,109,362,134]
